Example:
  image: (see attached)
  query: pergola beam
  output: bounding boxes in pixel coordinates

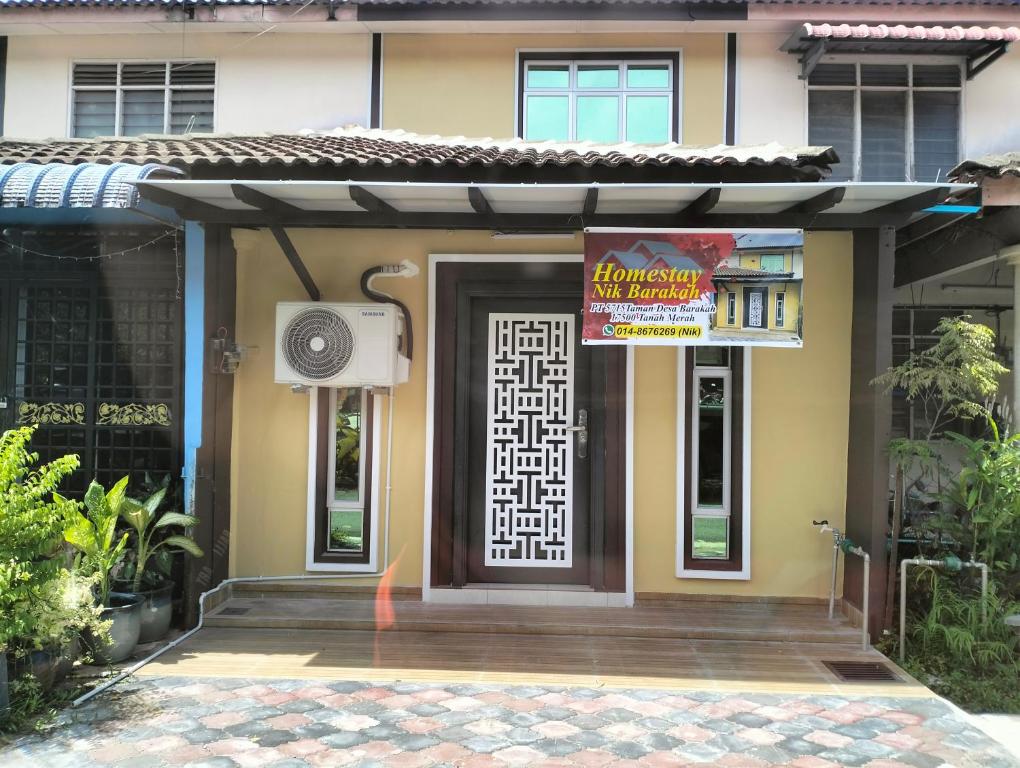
[127,208,920,231]
[468,186,494,216]
[682,188,721,216]
[349,185,398,215]
[782,186,846,215]
[867,187,951,216]
[232,184,306,216]
[135,184,226,220]
[269,225,321,301]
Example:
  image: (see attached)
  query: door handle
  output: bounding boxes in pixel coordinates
[565,408,588,459]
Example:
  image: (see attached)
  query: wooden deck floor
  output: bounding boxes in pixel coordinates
[204,595,863,645]
[138,627,929,697]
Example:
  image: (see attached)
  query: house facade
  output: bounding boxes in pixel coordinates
[0,0,1016,634]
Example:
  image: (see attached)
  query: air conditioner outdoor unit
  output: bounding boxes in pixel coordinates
[275,302,409,387]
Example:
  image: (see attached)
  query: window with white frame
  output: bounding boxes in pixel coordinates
[519,54,678,144]
[759,254,785,273]
[71,61,215,138]
[691,347,732,561]
[775,292,786,327]
[327,388,370,554]
[726,292,736,325]
[807,61,961,182]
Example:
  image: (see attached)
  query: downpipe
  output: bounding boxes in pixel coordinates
[814,520,871,650]
[74,388,400,708]
[899,556,989,663]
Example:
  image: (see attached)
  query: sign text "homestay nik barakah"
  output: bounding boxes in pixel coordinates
[582,229,806,348]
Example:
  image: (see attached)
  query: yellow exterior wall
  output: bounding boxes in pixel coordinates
[634,231,852,597]
[381,33,725,143]
[231,229,852,599]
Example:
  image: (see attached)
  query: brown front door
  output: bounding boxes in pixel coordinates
[431,261,627,593]
[465,295,592,585]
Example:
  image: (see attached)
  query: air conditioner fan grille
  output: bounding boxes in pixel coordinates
[282,307,355,381]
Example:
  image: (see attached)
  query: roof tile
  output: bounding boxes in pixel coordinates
[0,126,838,175]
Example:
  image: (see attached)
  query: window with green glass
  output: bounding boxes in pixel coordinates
[759,254,786,273]
[521,57,675,144]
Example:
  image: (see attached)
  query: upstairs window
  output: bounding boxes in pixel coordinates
[807,61,961,182]
[519,54,679,144]
[71,61,215,138]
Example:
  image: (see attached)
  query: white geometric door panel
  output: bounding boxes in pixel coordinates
[484,313,575,567]
[747,290,764,328]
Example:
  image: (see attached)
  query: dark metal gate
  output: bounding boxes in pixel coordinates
[0,230,183,493]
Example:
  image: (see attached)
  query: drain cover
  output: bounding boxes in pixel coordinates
[217,606,251,616]
[823,660,899,682]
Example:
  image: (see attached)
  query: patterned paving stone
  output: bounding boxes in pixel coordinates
[1,675,1018,768]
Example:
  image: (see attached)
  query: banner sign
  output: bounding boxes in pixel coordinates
[582,229,804,347]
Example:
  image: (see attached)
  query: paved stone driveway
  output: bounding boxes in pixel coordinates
[2,676,1017,767]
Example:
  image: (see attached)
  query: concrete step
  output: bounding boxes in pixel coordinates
[205,596,864,645]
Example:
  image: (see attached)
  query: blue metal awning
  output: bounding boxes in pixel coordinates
[0,162,182,226]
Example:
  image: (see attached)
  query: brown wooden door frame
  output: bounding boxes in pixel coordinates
[430,260,627,592]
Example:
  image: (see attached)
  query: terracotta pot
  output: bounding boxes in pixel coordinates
[86,593,142,664]
[115,582,174,644]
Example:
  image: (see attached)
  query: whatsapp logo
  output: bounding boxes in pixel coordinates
[602,324,615,337]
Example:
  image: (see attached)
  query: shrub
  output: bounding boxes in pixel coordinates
[0,427,80,655]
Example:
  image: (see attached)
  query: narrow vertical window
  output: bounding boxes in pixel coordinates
[692,366,731,559]
[682,348,745,573]
[775,292,786,328]
[726,292,736,325]
[328,388,367,552]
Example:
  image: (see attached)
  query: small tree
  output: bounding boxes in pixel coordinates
[873,317,1007,442]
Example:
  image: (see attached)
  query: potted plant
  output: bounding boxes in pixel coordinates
[0,426,82,699]
[11,569,108,690]
[63,477,142,664]
[116,477,203,643]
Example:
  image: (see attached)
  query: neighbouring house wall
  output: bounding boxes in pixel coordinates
[735,33,1020,164]
[3,33,371,138]
[230,228,852,600]
[381,33,726,143]
[963,48,1020,158]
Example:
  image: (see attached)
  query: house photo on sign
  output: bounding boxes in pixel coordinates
[583,229,804,347]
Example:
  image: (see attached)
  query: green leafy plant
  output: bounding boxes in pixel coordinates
[872,316,1007,441]
[119,478,202,593]
[30,570,109,653]
[0,427,80,654]
[938,431,1020,594]
[909,569,1019,667]
[63,477,132,607]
